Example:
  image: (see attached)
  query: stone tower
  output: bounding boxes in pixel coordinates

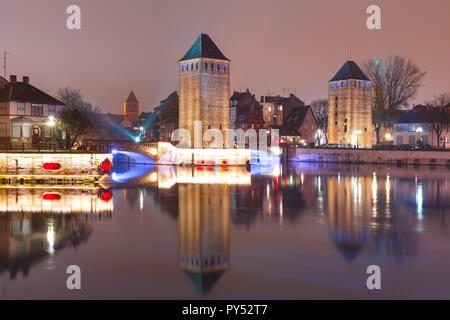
[327,61,372,148]
[178,34,230,148]
[123,91,139,122]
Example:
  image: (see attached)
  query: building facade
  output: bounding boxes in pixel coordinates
[393,105,450,148]
[280,106,318,144]
[230,90,264,131]
[178,34,230,147]
[0,75,64,148]
[260,94,305,128]
[327,61,372,148]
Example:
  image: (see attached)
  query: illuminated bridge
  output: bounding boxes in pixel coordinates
[81,139,253,166]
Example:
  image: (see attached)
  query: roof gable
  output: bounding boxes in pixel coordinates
[126,91,138,103]
[0,81,64,105]
[180,34,229,61]
[330,61,370,82]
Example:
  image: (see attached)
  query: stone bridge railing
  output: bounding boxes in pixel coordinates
[81,139,161,160]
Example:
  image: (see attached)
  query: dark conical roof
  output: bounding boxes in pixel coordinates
[180,34,229,61]
[184,270,225,293]
[330,61,370,81]
[126,91,138,103]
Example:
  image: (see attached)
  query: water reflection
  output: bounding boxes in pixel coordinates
[0,188,113,279]
[178,184,230,293]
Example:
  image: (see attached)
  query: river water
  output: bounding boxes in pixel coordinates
[0,163,449,299]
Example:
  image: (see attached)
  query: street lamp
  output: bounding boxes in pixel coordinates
[47,116,55,149]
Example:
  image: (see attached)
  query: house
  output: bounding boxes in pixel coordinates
[393,105,450,148]
[230,89,264,130]
[280,106,318,144]
[145,92,179,142]
[260,93,305,128]
[0,75,64,148]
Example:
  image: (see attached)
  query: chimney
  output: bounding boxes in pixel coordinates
[10,75,17,83]
[23,76,29,84]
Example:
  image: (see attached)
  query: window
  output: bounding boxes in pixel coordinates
[186,64,189,71]
[422,135,428,144]
[223,64,226,71]
[196,62,198,70]
[13,124,21,137]
[346,81,349,87]
[344,118,347,123]
[211,64,214,71]
[48,105,56,116]
[205,63,208,69]
[0,123,6,137]
[408,135,415,145]
[397,136,403,145]
[344,125,347,132]
[0,103,6,115]
[182,65,184,72]
[18,103,26,115]
[191,63,193,70]
[23,124,31,138]
[31,105,43,116]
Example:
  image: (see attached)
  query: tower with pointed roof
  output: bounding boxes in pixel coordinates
[327,61,372,148]
[123,91,139,123]
[178,34,230,147]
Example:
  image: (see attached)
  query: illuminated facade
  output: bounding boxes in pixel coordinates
[0,75,64,148]
[327,61,372,148]
[178,34,230,147]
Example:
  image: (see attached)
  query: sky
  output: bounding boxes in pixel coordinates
[0,0,449,113]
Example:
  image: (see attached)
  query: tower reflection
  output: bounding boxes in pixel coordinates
[178,183,230,293]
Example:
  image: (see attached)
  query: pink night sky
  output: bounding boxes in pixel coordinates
[0,0,449,113]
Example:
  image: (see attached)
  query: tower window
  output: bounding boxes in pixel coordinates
[344,118,347,122]
[354,81,356,87]
[211,64,214,71]
[187,64,189,71]
[358,81,361,87]
[217,64,220,71]
[336,82,339,88]
[181,65,184,72]
[331,83,334,88]
[346,81,349,87]
[196,62,198,69]
[341,81,344,87]
[205,63,208,69]
[335,121,337,125]
[191,63,193,70]
[344,125,347,132]
[223,64,226,71]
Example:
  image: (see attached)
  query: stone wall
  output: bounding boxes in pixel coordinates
[286,147,450,166]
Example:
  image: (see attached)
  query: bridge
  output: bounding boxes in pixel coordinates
[81,139,252,166]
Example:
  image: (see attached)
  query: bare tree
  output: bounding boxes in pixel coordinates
[364,56,425,144]
[57,87,98,149]
[427,93,450,148]
[310,99,328,144]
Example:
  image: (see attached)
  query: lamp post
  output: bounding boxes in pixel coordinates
[47,116,55,149]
